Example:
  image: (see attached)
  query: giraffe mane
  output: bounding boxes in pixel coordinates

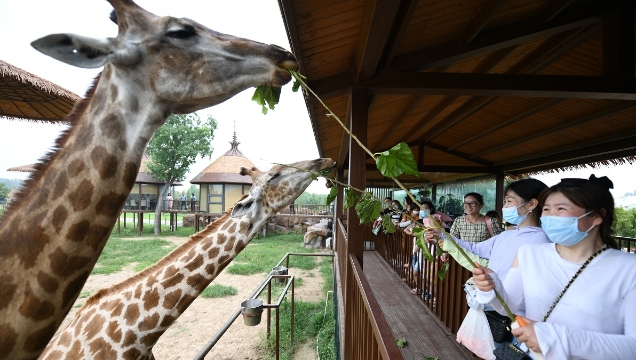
[0,74,101,224]
[79,202,240,311]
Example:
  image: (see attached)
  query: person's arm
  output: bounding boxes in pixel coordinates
[440,231,496,259]
[530,289,636,359]
[473,254,524,316]
[442,239,488,270]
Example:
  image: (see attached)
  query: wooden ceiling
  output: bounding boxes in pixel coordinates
[277,0,636,187]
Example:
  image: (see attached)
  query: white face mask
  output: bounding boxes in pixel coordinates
[541,211,594,246]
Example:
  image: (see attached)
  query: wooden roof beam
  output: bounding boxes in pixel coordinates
[473,101,636,158]
[423,142,493,167]
[354,0,401,83]
[603,3,635,78]
[373,95,422,151]
[538,0,576,24]
[365,164,496,173]
[387,0,612,74]
[459,0,508,47]
[376,0,419,70]
[368,73,636,100]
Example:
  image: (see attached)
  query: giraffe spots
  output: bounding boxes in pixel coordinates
[53,171,69,199]
[122,330,138,347]
[162,289,182,310]
[134,284,143,299]
[67,158,85,178]
[18,283,54,321]
[140,330,163,347]
[51,205,68,234]
[235,239,248,253]
[62,271,90,309]
[161,272,184,289]
[49,247,91,278]
[139,312,160,331]
[160,315,176,328]
[0,275,17,310]
[102,66,111,81]
[216,233,227,244]
[109,83,119,100]
[227,222,237,234]
[91,146,118,180]
[126,94,139,113]
[66,220,90,243]
[100,113,124,140]
[23,321,57,353]
[239,221,249,233]
[107,321,123,343]
[36,271,59,294]
[142,287,160,311]
[88,337,117,359]
[207,247,220,260]
[184,254,204,272]
[0,224,48,268]
[220,221,231,231]
[124,303,140,326]
[218,255,231,267]
[224,236,236,252]
[0,323,18,356]
[176,294,196,314]
[75,123,94,149]
[201,241,213,252]
[86,224,111,250]
[58,331,73,347]
[186,274,208,293]
[123,162,138,189]
[122,348,143,360]
[95,192,127,218]
[68,179,94,211]
[205,262,216,275]
[101,300,124,317]
[67,340,86,359]
[84,314,106,340]
[163,265,180,279]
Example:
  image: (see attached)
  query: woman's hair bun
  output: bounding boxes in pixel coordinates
[589,174,614,189]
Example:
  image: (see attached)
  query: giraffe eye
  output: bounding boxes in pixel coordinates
[269,173,281,182]
[166,26,196,39]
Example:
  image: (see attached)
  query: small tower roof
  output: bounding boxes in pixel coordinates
[190,127,255,184]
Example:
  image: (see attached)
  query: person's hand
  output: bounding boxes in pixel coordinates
[512,317,542,353]
[471,263,495,292]
[440,252,449,263]
[425,228,441,244]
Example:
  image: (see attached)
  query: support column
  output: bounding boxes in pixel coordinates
[347,87,368,269]
[603,4,635,78]
[495,172,505,219]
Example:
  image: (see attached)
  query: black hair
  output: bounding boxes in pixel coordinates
[485,210,501,222]
[421,200,436,214]
[539,175,617,249]
[504,178,548,224]
[464,192,484,205]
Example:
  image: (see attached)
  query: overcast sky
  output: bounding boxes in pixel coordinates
[1,0,634,199]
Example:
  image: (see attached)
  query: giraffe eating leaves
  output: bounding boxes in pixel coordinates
[0,1,298,359]
[40,158,335,360]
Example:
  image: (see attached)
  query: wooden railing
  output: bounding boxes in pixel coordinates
[375,225,471,334]
[336,219,403,360]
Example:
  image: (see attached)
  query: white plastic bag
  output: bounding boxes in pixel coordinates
[457,306,496,360]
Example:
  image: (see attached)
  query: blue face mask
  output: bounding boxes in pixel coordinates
[541,211,594,246]
[419,210,428,218]
[502,202,529,226]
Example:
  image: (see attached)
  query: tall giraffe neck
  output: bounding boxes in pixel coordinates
[41,210,259,359]
[0,71,169,359]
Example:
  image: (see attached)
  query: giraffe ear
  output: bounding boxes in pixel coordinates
[239,167,252,176]
[31,33,140,69]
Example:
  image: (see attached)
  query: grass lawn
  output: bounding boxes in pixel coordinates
[90,232,335,359]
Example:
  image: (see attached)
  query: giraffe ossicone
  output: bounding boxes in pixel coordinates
[0,0,298,359]
[40,158,335,360]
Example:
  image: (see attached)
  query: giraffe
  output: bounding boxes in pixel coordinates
[0,1,298,359]
[40,158,336,360]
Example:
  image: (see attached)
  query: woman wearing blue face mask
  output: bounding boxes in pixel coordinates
[473,175,636,359]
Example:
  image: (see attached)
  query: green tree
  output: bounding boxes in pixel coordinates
[146,113,217,235]
[614,207,636,238]
[0,183,9,200]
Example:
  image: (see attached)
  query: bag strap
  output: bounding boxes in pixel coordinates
[485,216,494,237]
[543,245,609,321]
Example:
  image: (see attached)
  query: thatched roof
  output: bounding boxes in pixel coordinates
[190,132,255,184]
[6,163,38,172]
[0,60,80,123]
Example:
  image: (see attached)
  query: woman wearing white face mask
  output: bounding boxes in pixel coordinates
[472,175,636,359]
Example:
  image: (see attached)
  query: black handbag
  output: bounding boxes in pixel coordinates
[493,342,531,360]
[484,310,513,343]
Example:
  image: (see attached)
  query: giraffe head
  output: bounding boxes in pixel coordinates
[31,0,298,114]
[232,158,336,236]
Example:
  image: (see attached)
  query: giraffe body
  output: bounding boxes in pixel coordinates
[0,1,297,359]
[40,158,335,360]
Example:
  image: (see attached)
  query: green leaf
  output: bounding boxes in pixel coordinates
[252,85,282,115]
[395,338,407,348]
[326,185,338,205]
[375,142,419,178]
[344,188,357,209]
[381,215,396,234]
[355,192,381,224]
[415,233,434,263]
[438,261,450,281]
[292,79,301,92]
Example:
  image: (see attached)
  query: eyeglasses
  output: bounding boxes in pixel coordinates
[463,202,479,207]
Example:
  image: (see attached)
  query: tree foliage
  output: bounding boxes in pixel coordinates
[614,207,636,238]
[146,113,217,234]
[0,183,9,199]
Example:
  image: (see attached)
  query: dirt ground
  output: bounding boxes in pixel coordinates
[57,236,327,360]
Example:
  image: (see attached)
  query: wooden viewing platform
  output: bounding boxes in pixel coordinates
[363,251,472,360]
